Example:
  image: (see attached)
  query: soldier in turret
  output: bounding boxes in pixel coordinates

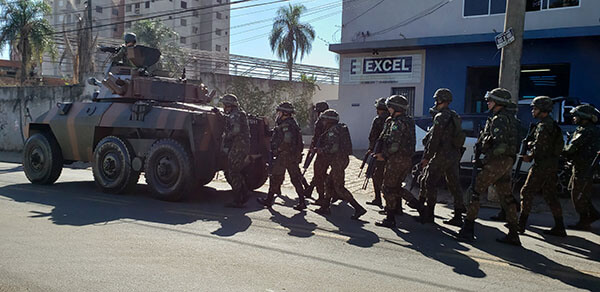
[258,102,307,210]
[221,94,251,208]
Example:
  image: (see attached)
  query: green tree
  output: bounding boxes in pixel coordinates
[269,4,315,82]
[132,19,184,76]
[0,0,57,84]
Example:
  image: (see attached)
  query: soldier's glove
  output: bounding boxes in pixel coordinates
[211,107,223,116]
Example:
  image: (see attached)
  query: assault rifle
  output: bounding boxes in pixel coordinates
[361,140,381,190]
[511,123,536,193]
[469,124,483,192]
[303,150,316,176]
[575,151,600,201]
[410,159,423,191]
[358,150,371,178]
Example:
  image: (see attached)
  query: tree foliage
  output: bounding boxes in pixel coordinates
[269,4,315,81]
[132,19,184,76]
[0,0,57,84]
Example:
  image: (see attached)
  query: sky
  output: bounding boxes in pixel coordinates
[229,0,342,68]
[0,0,342,69]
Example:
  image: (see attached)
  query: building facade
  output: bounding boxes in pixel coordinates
[43,0,230,77]
[330,0,599,149]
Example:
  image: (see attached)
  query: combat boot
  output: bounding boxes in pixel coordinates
[420,204,435,224]
[490,209,507,222]
[517,214,528,234]
[293,201,307,211]
[496,228,521,246]
[366,198,383,208]
[349,198,367,220]
[455,205,467,215]
[375,213,396,228]
[456,219,475,242]
[225,200,245,208]
[257,192,275,208]
[315,206,331,215]
[544,216,567,237]
[443,212,463,227]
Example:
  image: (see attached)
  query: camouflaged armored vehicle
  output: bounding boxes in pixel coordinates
[22,45,269,201]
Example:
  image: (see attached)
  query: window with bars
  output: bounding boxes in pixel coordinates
[181,1,187,8]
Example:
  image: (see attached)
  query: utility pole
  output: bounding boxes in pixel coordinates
[498,0,526,103]
[87,0,93,34]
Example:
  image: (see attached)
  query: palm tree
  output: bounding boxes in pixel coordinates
[269,4,315,82]
[0,0,57,85]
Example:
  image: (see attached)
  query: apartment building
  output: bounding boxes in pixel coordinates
[43,0,230,77]
[329,0,599,148]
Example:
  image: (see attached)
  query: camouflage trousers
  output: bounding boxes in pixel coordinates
[269,152,305,198]
[323,155,354,202]
[569,172,600,220]
[520,165,563,218]
[225,146,249,201]
[382,154,417,212]
[466,156,518,227]
[419,153,464,210]
[311,154,328,197]
[371,160,386,199]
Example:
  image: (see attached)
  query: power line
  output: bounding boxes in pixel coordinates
[342,0,385,27]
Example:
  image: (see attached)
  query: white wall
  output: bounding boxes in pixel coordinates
[341,0,598,43]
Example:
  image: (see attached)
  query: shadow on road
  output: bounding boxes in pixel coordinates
[460,217,600,291]
[0,181,264,237]
[0,165,23,174]
[382,213,486,279]
[527,225,600,262]
[317,202,380,248]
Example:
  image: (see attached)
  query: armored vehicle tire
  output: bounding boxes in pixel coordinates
[145,139,192,201]
[244,156,268,190]
[23,133,63,185]
[93,136,140,194]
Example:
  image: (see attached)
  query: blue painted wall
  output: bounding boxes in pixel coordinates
[422,36,600,115]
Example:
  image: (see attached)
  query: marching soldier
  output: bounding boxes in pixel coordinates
[308,102,330,204]
[221,94,251,208]
[518,96,566,236]
[373,95,424,228]
[314,109,367,220]
[563,104,600,230]
[258,102,307,210]
[365,97,390,209]
[419,88,466,225]
[457,88,521,246]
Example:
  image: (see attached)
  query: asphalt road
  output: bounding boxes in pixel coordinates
[0,161,599,291]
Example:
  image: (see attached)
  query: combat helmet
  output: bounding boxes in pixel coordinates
[434,88,453,103]
[374,97,387,110]
[570,104,599,123]
[124,32,137,44]
[484,88,512,106]
[220,94,239,107]
[276,102,295,114]
[314,101,329,113]
[386,95,409,111]
[319,109,340,122]
[530,96,553,112]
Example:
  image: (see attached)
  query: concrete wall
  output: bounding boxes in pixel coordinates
[0,75,337,151]
[0,85,89,151]
[341,0,597,43]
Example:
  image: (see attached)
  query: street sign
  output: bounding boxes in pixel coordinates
[495,28,515,49]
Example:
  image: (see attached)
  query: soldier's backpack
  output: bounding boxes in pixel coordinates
[338,123,353,155]
[551,120,564,156]
[450,111,466,149]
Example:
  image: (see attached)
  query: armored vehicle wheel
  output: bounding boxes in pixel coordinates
[244,156,268,190]
[23,133,63,185]
[93,136,140,194]
[145,139,192,201]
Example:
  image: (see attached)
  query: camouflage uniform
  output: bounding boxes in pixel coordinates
[315,110,366,220]
[420,107,465,221]
[519,115,565,234]
[563,117,600,229]
[223,107,251,205]
[310,117,328,200]
[458,88,521,245]
[367,108,389,206]
[267,116,306,206]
